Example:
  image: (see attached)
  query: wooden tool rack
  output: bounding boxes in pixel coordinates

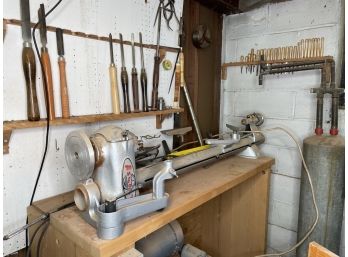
[28,156,274,257]
[221,56,334,80]
[3,18,183,154]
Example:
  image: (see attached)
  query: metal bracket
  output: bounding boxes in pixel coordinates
[3,129,12,154]
[156,113,172,129]
[238,144,261,159]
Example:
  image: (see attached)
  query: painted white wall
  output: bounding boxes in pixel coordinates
[221,0,344,255]
[3,0,183,255]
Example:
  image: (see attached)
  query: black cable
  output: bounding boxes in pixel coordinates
[25,220,49,257]
[168,50,180,93]
[25,0,64,249]
[36,222,49,257]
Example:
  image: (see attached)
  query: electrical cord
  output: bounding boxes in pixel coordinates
[238,127,319,257]
[36,222,49,257]
[25,220,49,257]
[25,0,64,249]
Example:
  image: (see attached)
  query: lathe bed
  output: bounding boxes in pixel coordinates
[28,156,274,257]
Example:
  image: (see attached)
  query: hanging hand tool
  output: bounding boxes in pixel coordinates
[139,32,149,112]
[240,56,244,73]
[256,50,260,76]
[20,0,40,121]
[320,37,324,56]
[151,2,163,110]
[155,0,179,31]
[131,33,140,112]
[56,28,70,118]
[250,49,255,72]
[38,4,55,120]
[119,33,131,113]
[246,53,250,73]
[173,59,181,108]
[245,55,249,73]
[108,34,121,114]
[168,51,179,93]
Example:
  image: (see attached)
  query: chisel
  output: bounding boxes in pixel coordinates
[38,4,55,120]
[139,32,149,112]
[20,0,40,121]
[151,4,162,110]
[56,28,70,118]
[119,33,131,113]
[131,33,140,112]
[108,34,121,114]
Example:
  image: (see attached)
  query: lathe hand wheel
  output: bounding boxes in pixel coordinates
[65,130,95,180]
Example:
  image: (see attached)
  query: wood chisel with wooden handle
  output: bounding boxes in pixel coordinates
[20,0,40,121]
[151,4,162,110]
[56,28,70,118]
[108,34,121,114]
[119,33,131,113]
[38,4,55,120]
[131,33,140,112]
[139,32,149,112]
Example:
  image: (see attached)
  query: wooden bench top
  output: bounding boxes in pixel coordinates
[49,156,274,257]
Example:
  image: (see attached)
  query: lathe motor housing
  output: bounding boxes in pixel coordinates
[65,125,138,208]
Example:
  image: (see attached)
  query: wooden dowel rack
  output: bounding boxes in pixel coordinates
[3,108,184,154]
[221,56,333,80]
[222,56,333,67]
[3,18,179,53]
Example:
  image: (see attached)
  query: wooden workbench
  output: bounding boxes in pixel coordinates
[28,156,274,257]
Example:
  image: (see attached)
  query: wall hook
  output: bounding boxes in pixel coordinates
[55,139,60,151]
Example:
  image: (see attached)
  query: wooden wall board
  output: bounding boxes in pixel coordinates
[47,156,273,257]
[175,0,222,148]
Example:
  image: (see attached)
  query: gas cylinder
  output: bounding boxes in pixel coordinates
[297,135,344,257]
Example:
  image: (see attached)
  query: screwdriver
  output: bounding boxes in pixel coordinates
[38,4,55,120]
[20,0,40,121]
[131,33,140,112]
[108,34,121,114]
[119,33,131,113]
[139,32,149,112]
[56,28,70,118]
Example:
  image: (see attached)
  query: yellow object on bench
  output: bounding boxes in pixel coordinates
[169,145,211,157]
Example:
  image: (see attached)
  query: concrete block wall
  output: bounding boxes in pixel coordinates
[221,0,344,254]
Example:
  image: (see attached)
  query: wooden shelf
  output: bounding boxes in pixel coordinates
[3,108,184,154]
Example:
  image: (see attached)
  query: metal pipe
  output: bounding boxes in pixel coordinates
[182,82,203,146]
[315,92,324,135]
[328,60,339,135]
[179,51,203,146]
[136,132,264,188]
[330,60,336,89]
[261,64,324,75]
[331,94,339,135]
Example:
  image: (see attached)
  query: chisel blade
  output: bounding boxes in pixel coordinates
[20,0,32,43]
[108,33,115,64]
[56,28,65,56]
[131,33,136,68]
[38,4,47,47]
